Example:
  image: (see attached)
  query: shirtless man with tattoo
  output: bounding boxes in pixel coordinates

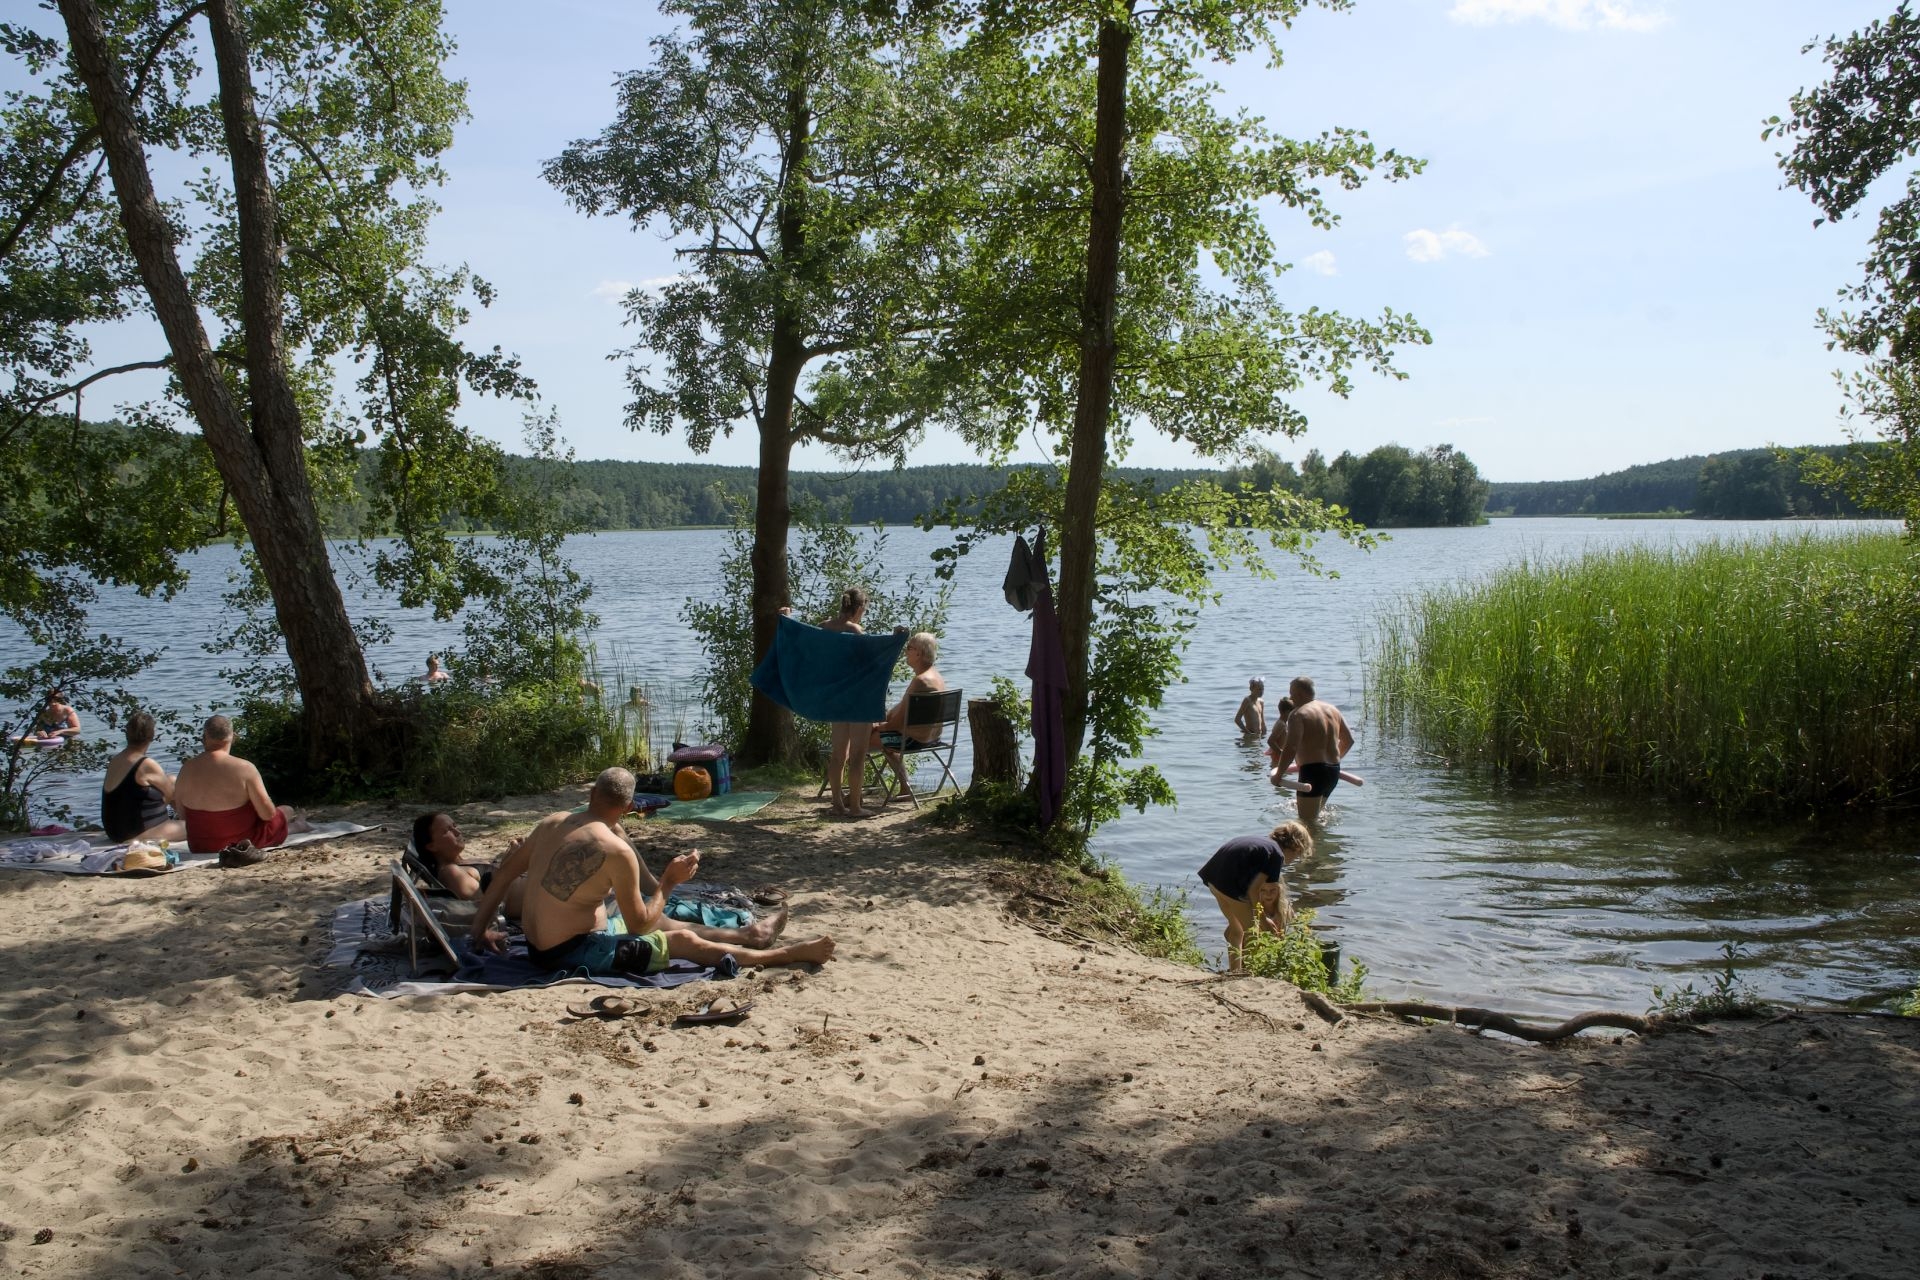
[465,768,834,976]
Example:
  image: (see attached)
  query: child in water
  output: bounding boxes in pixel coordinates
[1233,677,1266,738]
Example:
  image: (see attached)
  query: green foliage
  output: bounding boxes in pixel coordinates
[1900,983,1920,1017]
[1651,943,1771,1022]
[235,676,621,805]
[986,675,1031,733]
[919,1,1421,839]
[401,681,608,802]
[342,457,1232,534]
[936,9,1427,458]
[1241,907,1368,1000]
[0,615,161,828]
[544,0,982,462]
[931,779,1044,842]
[1124,883,1207,967]
[1768,5,1920,536]
[3,1,538,762]
[1069,862,1204,966]
[452,411,597,687]
[936,467,1371,844]
[1264,443,1487,528]
[683,494,951,755]
[1370,531,1920,814]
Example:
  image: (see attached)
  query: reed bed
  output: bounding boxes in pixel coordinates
[1369,531,1920,815]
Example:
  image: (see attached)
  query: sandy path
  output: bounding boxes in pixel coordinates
[0,789,1914,1278]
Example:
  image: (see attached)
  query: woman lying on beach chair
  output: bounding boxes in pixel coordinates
[411,813,528,916]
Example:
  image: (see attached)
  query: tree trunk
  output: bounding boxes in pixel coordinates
[59,0,375,767]
[1055,14,1133,764]
[738,80,812,768]
[740,359,800,767]
[967,698,1022,790]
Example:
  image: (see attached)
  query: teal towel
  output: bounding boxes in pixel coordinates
[750,615,906,723]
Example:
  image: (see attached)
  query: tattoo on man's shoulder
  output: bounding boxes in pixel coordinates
[540,841,607,901]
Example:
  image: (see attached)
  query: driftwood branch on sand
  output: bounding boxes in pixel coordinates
[1299,991,1703,1043]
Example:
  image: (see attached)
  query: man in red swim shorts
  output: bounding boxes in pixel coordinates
[174,715,311,859]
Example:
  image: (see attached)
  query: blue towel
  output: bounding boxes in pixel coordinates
[750,615,907,723]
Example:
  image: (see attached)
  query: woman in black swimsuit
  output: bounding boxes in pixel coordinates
[101,711,185,842]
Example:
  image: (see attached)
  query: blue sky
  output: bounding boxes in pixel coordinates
[47,1,1911,481]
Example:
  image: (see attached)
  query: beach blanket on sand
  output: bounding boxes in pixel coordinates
[0,820,377,877]
[750,614,906,723]
[327,895,730,998]
[650,791,777,824]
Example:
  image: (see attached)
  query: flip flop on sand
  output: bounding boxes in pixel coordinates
[565,995,640,1021]
[750,885,789,906]
[674,999,753,1027]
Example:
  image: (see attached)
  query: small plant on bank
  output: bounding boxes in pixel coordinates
[1899,983,1919,1018]
[987,674,1031,730]
[1650,942,1772,1022]
[1241,907,1369,1001]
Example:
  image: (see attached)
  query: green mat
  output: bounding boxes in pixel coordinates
[652,791,779,822]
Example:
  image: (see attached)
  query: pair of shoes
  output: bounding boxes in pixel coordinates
[218,841,266,868]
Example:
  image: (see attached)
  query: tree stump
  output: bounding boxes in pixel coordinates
[968,698,1023,790]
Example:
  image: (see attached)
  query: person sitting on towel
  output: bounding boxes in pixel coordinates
[101,711,186,843]
[175,715,313,855]
[869,631,945,795]
[466,768,834,976]
[415,808,785,949]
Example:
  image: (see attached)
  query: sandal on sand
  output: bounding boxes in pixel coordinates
[566,995,640,1021]
[675,999,753,1027]
[750,884,789,906]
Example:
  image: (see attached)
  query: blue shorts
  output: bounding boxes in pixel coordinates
[527,929,670,976]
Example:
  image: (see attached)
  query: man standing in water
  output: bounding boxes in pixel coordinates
[467,768,834,976]
[1270,676,1354,825]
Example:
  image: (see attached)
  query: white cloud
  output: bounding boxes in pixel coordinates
[1404,226,1491,263]
[590,275,685,302]
[1299,250,1338,277]
[1448,0,1669,32]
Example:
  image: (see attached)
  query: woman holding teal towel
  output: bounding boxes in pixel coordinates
[820,588,871,817]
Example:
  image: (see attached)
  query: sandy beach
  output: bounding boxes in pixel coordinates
[0,787,1915,1279]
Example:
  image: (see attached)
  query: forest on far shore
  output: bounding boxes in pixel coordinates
[463,440,1872,530]
[1486,445,1881,519]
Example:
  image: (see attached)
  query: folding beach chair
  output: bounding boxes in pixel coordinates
[867,688,965,808]
[387,859,465,977]
[401,841,455,896]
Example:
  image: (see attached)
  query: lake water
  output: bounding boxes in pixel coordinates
[9,518,1917,1017]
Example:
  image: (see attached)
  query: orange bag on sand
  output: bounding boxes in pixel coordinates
[674,766,713,801]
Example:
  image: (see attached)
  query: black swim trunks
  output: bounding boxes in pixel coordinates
[1296,762,1340,799]
[879,730,937,750]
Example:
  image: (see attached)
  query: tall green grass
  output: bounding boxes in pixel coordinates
[1370,532,1920,815]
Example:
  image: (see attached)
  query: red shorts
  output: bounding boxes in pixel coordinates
[184,803,290,854]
